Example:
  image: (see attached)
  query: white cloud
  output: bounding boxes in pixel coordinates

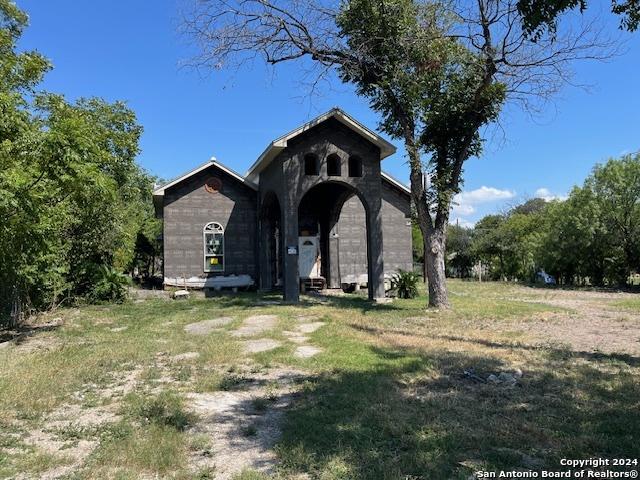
[450,186,515,216]
[450,216,476,228]
[455,186,515,205]
[451,203,476,216]
[535,187,567,201]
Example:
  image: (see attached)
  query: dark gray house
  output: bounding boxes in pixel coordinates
[153,108,412,302]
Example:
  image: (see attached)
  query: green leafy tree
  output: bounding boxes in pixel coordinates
[497,211,544,281]
[518,0,640,39]
[0,1,150,325]
[586,155,640,285]
[473,203,546,281]
[471,214,507,280]
[446,224,475,278]
[536,188,605,285]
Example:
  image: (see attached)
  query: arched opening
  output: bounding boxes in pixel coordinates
[259,191,282,290]
[304,153,319,176]
[326,153,342,177]
[297,182,369,293]
[348,156,362,177]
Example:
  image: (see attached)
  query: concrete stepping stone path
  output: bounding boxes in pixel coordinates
[295,321,326,334]
[293,345,323,358]
[243,339,282,354]
[232,315,278,337]
[282,331,309,344]
[184,317,234,335]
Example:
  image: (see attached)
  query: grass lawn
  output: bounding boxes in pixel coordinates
[0,280,638,479]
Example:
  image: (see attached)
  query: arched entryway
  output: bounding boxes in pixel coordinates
[297,181,373,296]
[259,191,282,291]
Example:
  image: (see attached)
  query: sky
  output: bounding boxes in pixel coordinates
[17,1,640,227]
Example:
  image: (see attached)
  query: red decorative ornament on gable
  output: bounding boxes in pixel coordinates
[204,177,222,194]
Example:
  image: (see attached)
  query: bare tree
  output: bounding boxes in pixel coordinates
[182,0,614,308]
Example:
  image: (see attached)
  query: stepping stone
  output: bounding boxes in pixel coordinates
[110,326,128,332]
[295,322,326,334]
[232,315,278,337]
[243,339,282,354]
[184,317,234,335]
[170,351,200,362]
[282,331,309,344]
[294,345,323,358]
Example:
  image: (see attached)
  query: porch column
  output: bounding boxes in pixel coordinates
[257,216,270,291]
[366,193,386,300]
[282,193,300,302]
[327,223,341,288]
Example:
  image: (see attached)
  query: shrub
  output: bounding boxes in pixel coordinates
[390,269,420,299]
[88,265,130,303]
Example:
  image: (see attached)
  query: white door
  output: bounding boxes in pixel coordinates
[298,236,320,279]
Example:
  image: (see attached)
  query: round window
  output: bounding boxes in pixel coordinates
[204,177,222,194]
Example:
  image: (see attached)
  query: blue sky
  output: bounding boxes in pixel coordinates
[17,1,640,226]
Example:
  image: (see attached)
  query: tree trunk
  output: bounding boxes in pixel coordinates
[422,237,428,283]
[424,224,450,308]
[404,135,450,309]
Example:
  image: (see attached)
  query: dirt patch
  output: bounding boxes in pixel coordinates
[170,351,201,362]
[242,339,282,354]
[231,315,278,337]
[17,368,144,479]
[508,288,640,355]
[186,368,304,479]
[185,317,234,335]
[129,287,171,300]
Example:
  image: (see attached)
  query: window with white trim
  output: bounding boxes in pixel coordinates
[203,222,224,272]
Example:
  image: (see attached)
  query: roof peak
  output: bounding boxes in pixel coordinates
[244,108,396,183]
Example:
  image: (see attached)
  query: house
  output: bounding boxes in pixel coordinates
[152,108,413,302]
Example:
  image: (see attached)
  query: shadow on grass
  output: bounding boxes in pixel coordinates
[275,344,640,479]
[0,322,61,345]
[197,290,403,314]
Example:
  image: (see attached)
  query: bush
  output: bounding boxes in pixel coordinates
[88,265,130,303]
[390,269,420,299]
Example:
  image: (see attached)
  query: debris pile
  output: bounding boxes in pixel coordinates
[463,368,523,387]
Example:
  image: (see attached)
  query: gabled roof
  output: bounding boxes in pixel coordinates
[381,171,411,195]
[152,110,409,216]
[153,158,257,198]
[152,158,257,214]
[244,107,396,184]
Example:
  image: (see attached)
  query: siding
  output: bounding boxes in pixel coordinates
[163,165,257,280]
[337,181,412,282]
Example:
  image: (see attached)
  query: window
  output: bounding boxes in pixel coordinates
[304,154,319,175]
[348,156,362,177]
[203,222,224,273]
[327,154,342,176]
